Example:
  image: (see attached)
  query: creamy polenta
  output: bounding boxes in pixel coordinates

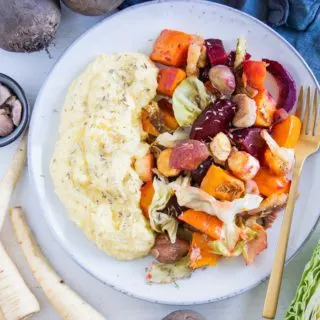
[50,53,158,260]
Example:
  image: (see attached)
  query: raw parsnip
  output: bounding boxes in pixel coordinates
[10,207,105,320]
[0,243,40,320]
[0,134,27,229]
[0,133,40,320]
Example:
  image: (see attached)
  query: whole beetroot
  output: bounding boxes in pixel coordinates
[163,310,207,320]
[0,0,61,52]
[62,0,124,16]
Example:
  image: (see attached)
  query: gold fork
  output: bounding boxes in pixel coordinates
[263,87,320,319]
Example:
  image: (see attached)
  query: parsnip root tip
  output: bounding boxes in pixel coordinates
[10,207,106,320]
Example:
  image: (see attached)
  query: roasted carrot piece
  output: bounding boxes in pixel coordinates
[141,108,160,137]
[253,167,290,197]
[272,115,301,148]
[158,99,179,130]
[140,181,155,218]
[157,68,186,97]
[179,209,223,240]
[150,29,192,67]
[242,60,267,91]
[200,165,245,201]
[190,232,219,269]
[157,148,181,177]
[254,89,276,127]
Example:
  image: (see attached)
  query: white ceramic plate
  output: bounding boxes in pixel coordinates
[29,0,320,305]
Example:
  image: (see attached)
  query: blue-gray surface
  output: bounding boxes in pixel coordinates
[120,0,320,81]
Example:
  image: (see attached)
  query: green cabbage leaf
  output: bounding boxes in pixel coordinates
[148,178,178,243]
[172,76,211,127]
[285,240,320,320]
[155,127,189,148]
[146,256,192,284]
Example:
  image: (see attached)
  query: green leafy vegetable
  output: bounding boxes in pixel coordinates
[148,178,178,243]
[234,37,246,69]
[146,256,192,284]
[172,76,211,127]
[285,240,320,320]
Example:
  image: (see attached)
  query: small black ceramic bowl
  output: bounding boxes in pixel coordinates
[0,73,30,147]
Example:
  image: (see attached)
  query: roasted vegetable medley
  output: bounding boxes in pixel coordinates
[139,29,300,283]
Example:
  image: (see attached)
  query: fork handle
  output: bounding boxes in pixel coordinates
[263,159,305,319]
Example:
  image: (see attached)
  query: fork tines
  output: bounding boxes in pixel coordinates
[296,87,319,136]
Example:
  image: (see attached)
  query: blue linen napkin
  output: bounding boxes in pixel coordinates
[119,0,320,81]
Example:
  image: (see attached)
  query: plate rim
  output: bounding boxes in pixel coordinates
[28,0,320,305]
